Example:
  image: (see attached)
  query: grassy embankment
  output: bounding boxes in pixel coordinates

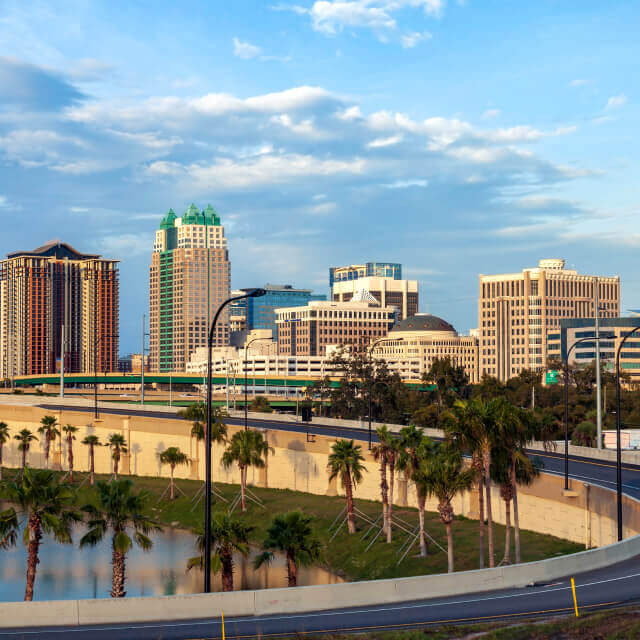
[7,468,582,582]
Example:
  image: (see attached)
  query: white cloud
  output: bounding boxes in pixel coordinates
[99,233,153,257]
[0,195,8,208]
[70,206,89,213]
[336,105,362,121]
[367,134,403,148]
[569,78,589,87]
[278,0,444,43]
[146,153,367,190]
[383,179,428,188]
[401,31,432,48]
[307,201,337,215]
[606,94,627,109]
[233,37,262,59]
[270,114,324,138]
[482,108,500,119]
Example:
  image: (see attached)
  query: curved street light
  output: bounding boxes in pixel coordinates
[615,324,640,541]
[204,287,266,593]
[563,333,614,490]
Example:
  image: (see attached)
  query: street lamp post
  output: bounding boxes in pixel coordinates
[366,338,390,450]
[204,288,265,594]
[563,333,614,490]
[615,324,640,541]
[244,337,272,431]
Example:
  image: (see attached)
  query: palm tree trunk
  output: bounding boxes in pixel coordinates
[483,448,495,568]
[114,451,120,480]
[22,447,26,469]
[170,464,175,500]
[418,494,427,557]
[380,456,388,535]
[44,436,50,469]
[345,471,355,534]
[0,443,3,480]
[477,464,485,569]
[240,465,247,512]
[446,521,454,573]
[502,493,512,565]
[387,457,395,543]
[286,552,297,587]
[68,436,74,483]
[24,514,42,601]
[512,461,521,564]
[221,551,234,591]
[90,446,95,485]
[111,544,126,597]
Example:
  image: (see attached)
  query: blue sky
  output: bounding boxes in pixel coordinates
[0,0,638,351]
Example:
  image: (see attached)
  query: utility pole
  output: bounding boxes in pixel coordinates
[595,278,602,449]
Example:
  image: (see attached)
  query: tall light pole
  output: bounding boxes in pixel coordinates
[563,333,614,490]
[244,336,272,431]
[615,324,640,541]
[366,337,389,450]
[204,288,265,593]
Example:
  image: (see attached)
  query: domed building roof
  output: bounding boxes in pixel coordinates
[391,313,456,334]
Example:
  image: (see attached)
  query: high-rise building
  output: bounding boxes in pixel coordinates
[329,262,402,287]
[332,276,418,321]
[149,204,231,372]
[372,314,479,382]
[479,259,620,381]
[0,240,119,377]
[246,284,325,333]
[275,291,396,356]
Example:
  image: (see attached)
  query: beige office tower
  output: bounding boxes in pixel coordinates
[479,259,620,381]
[149,204,231,372]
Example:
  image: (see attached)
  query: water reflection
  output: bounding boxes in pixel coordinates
[0,528,343,602]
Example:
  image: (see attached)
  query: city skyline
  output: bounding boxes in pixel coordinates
[1,1,639,352]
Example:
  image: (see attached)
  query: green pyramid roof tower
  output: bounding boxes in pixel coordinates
[159,208,177,230]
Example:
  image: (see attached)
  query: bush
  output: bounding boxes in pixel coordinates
[572,420,596,447]
[249,396,272,413]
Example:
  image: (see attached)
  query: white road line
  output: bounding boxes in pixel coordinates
[3,569,640,636]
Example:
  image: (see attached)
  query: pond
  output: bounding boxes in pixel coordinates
[0,527,343,602]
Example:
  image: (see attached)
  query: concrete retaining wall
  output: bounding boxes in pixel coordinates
[2,533,639,627]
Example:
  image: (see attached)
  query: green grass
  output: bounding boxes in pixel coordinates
[30,469,583,582]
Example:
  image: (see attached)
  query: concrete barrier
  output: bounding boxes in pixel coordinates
[3,534,639,627]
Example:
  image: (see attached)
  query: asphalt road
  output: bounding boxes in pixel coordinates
[17,402,640,639]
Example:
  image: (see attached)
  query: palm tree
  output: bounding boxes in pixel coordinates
[386,436,401,543]
[327,439,366,534]
[107,433,128,480]
[38,415,60,469]
[0,422,9,481]
[418,444,475,572]
[188,404,227,479]
[80,479,161,597]
[221,430,272,511]
[1,467,80,600]
[371,428,389,537]
[62,425,79,482]
[158,447,189,500]
[187,512,252,591]
[254,511,322,586]
[82,435,101,485]
[14,429,38,469]
[408,437,436,557]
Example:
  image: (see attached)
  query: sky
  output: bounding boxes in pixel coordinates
[0,0,638,352]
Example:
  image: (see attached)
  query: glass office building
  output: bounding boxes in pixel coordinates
[329,262,402,288]
[245,284,325,333]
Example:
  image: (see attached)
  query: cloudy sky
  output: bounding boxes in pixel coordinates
[1,1,638,351]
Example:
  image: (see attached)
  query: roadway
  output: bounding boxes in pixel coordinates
[3,556,640,639]
[13,401,639,639]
